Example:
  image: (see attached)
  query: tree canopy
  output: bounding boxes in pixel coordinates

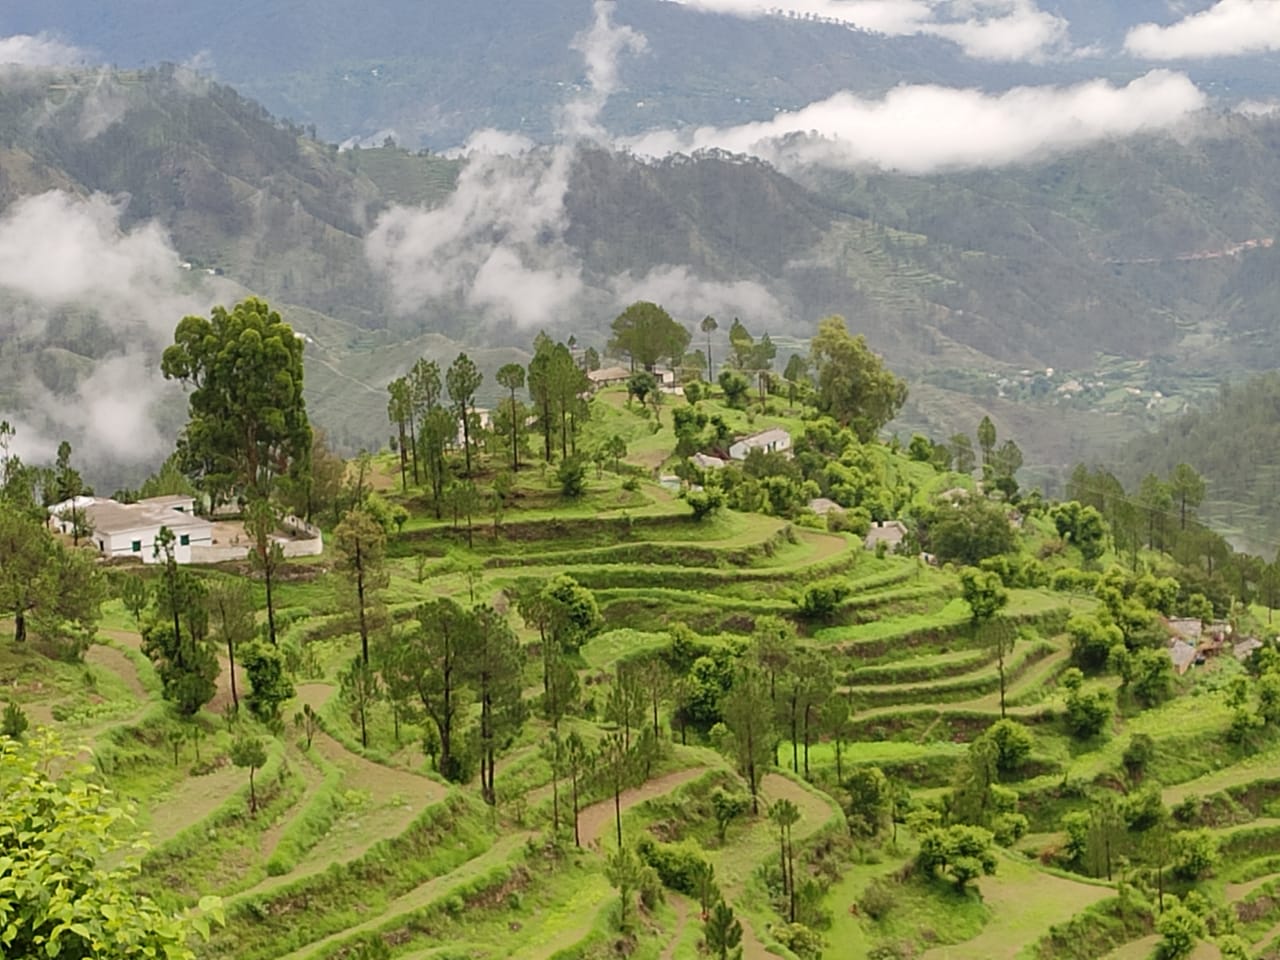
[809,316,907,442]
[609,301,691,371]
[0,733,221,958]
[162,297,312,502]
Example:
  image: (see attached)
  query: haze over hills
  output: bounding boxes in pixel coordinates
[2,1,1279,148]
[1,0,1279,542]
[2,65,1279,488]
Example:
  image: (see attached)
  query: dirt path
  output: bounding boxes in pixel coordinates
[258,746,326,863]
[274,831,534,960]
[1226,873,1279,903]
[86,644,148,699]
[659,895,690,960]
[920,860,1110,959]
[578,766,710,848]
[232,682,446,902]
[144,762,246,846]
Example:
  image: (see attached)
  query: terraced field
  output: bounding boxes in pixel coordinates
[7,443,1277,960]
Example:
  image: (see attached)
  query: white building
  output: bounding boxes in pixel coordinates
[728,428,792,461]
[587,366,631,389]
[691,453,726,470]
[50,495,213,564]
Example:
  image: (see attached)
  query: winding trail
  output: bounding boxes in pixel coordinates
[578,766,711,848]
[659,894,690,960]
[274,831,533,960]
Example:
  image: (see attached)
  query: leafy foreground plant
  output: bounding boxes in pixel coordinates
[0,732,223,957]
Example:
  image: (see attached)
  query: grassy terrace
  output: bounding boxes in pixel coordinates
[7,383,1274,960]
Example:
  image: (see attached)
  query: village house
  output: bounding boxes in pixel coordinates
[864,520,908,552]
[691,452,726,470]
[1169,638,1198,676]
[807,497,844,517]
[586,365,631,389]
[728,427,791,461]
[50,494,213,564]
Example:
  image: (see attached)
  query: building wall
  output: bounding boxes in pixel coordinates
[98,526,212,564]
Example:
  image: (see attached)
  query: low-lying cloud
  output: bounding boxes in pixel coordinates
[622,70,1207,174]
[1126,0,1280,60]
[365,135,583,328]
[0,191,221,470]
[663,0,1071,61]
[0,32,88,68]
[609,267,785,327]
[367,1,636,330]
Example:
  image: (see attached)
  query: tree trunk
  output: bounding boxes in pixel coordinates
[614,780,623,847]
[462,404,473,477]
[803,705,813,779]
[790,697,799,773]
[227,639,239,711]
[265,562,277,646]
[572,771,581,847]
[408,416,419,485]
[834,736,843,784]
[509,386,520,472]
[249,769,257,814]
[778,827,789,900]
[359,701,367,747]
[355,539,369,666]
[397,422,408,491]
[13,609,25,644]
[551,764,560,835]
[787,829,797,923]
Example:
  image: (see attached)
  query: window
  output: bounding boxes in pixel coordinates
[179,534,190,546]
[131,540,141,553]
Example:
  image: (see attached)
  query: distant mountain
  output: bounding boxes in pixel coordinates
[1112,373,1280,555]
[4,0,1278,148]
[3,68,1280,498]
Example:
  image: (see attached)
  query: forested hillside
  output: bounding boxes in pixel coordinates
[4,67,1280,510]
[1115,374,1280,555]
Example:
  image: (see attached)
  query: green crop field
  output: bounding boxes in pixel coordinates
[3,374,1277,960]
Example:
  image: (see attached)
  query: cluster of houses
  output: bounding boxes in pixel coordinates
[48,494,322,565]
[50,495,214,564]
[1167,617,1263,675]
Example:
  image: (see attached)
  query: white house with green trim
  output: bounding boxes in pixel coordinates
[50,495,213,564]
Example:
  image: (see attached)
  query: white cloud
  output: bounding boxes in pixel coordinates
[366,0,643,326]
[609,266,785,327]
[0,191,222,468]
[621,70,1207,174]
[365,137,583,327]
[0,32,88,68]
[662,0,1071,61]
[1125,0,1280,59]
[1234,98,1280,116]
[560,2,648,140]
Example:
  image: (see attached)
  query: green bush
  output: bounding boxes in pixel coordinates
[634,836,709,896]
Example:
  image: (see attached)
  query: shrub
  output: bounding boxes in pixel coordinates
[773,923,824,959]
[986,719,1034,775]
[916,824,997,890]
[634,836,710,896]
[1123,734,1156,776]
[859,878,895,921]
[556,456,589,498]
[992,812,1029,848]
[2,701,29,740]
[1170,830,1218,882]
[1154,904,1206,960]
[795,579,850,620]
